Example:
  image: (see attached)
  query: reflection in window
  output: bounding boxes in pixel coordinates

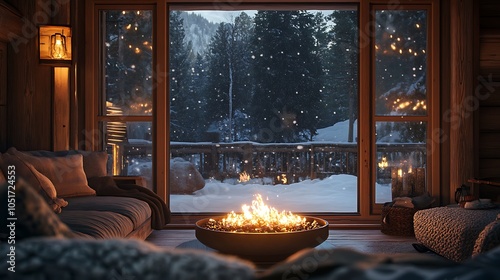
[375,10,427,116]
[374,9,429,203]
[100,10,154,190]
[375,122,427,203]
[103,10,153,116]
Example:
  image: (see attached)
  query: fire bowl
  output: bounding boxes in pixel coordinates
[195,216,329,262]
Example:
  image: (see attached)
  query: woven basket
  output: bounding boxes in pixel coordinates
[381,206,418,236]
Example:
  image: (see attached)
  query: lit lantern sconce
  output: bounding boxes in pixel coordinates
[39,25,72,65]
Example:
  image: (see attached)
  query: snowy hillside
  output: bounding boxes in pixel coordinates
[180,12,218,55]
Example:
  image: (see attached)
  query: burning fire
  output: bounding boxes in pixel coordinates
[205,194,320,233]
[276,174,288,184]
[239,171,251,183]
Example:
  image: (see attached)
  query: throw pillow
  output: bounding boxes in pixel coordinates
[8,148,96,198]
[473,216,500,257]
[0,153,68,213]
[0,179,76,241]
[26,149,109,178]
[75,150,108,178]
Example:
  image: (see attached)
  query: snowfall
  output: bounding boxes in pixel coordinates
[170,120,392,213]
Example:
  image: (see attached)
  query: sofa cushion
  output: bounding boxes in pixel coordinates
[25,149,108,178]
[8,148,95,198]
[0,179,75,241]
[64,196,151,229]
[473,216,500,257]
[58,210,135,239]
[0,153,68,213]
[414,206,500,262]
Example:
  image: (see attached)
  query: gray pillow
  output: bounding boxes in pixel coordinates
[0,179,76,241]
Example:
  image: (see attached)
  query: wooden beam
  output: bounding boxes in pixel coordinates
[0,42,5,151]
[449,0,477,199]
[0,1,23,43]
[53,67,70,150]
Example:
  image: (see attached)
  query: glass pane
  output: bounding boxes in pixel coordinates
[375,10,427,116]
[375,121,427,203]
[103,121,153,190]
[169,8,359,213]
[101,10,153,116]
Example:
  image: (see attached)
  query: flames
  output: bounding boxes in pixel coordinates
[239,171,251,183]
[205,194,319,233]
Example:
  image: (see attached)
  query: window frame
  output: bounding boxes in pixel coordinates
[85,0,440,227]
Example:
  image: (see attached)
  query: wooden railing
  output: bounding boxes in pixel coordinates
[111,141,426,182]
[165,141,426,182]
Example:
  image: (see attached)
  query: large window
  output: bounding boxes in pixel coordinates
[88,0,439,222]
[169,7,360,213]
[373,8,430,204]
[99,9,154,190]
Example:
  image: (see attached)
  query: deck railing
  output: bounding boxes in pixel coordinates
[161,141,426,181]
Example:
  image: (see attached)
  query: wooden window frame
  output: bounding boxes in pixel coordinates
[85,0,440,228]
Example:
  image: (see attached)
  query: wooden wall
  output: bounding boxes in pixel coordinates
[0,42,6,152]
[477,0,500,199]
[0,0,72,152]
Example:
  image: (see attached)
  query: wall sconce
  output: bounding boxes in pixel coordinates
[39,25,72,65]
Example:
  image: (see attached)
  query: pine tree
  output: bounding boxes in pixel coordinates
[323,10,359,142]
[251,11,323,143]
[203,12,254,142]
[104,10,153,116]
[169,11,194,141]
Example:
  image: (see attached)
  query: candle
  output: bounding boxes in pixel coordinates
[415,168,426,195]
[403,171,415,196]
[391,168,403,199]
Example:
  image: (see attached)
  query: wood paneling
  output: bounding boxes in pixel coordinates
[6,0,52,150]
[479,107,500,131]
[478,0,500,180]
[53,67,70,150]
[0,42,6,105]
[479,0,500,29]
[479,31,500,81]
[0,1,23,42]
[0,42,6,151]
[478,87,500,106]
[449,0,476,195]
[478,133,500,158]
[478,158,500,178]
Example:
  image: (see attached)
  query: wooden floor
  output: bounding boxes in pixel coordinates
[146,229,419,255]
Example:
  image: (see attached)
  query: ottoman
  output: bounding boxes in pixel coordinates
[413,206,500,262]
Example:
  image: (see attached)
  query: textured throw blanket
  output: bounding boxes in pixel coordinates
[87,176,170,229]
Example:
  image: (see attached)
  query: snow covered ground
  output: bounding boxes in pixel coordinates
[170,119,392,213]
[171,174,392,213]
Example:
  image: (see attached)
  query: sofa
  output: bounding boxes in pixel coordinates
[0,148,169,240]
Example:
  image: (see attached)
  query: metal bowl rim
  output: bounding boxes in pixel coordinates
[195,215,329,235]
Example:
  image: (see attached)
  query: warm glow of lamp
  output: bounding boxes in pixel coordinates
[39,25,72,65]
[50,32,67,59]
